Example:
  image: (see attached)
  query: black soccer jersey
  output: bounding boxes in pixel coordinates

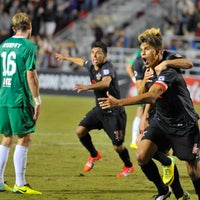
[84,60,122,108]
[150,52,199,126]
[154,67,199,125]
[133,56,146,81]
[134,50,199,126]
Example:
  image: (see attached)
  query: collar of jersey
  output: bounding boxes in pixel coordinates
[12,36,26,38]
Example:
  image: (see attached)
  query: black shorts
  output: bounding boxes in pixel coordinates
[79,106,127,146]
[143,117,200,162]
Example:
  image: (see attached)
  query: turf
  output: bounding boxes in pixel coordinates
[1,95,200,200]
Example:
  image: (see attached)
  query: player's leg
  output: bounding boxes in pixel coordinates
[186,161,200,199]
[0,136,13,192]
[0,107,13,192]
[172,123,200,199]
[102,109,134,177]
[10,107,42,195]
[105,110,134,177]
[130,105,143,149]
[77,108,102,172]
[137,139,172,199]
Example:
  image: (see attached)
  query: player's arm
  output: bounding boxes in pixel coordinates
[27,69,41,120]
[54,52,85,67]
[98,83,164,109]
[126,63,136,83]
[75,76,112,93]
[155,58,193,75]
[139,103,150,134]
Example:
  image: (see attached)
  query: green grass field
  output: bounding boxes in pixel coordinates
[1,95,200,200]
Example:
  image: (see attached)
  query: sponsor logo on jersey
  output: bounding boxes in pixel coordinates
[3,78,12,87]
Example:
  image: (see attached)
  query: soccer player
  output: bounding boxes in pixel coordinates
[54,41,134,177]
[134,48,192,200]
[99,28,200,200]
[126,49,144,149]
[0,12,42,194]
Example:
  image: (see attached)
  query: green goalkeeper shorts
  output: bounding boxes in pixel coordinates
[0,106,36,135]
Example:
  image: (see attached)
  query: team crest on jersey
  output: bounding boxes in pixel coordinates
[96,72,102,81]
[103,69,109,75]
[158,76,165,81]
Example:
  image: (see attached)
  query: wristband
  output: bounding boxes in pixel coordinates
[34,96,41,105]
[132,77,136,83]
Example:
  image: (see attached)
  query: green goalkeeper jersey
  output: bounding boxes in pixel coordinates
[0,36,38,107]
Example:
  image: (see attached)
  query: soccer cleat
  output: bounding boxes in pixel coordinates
[84,151,102,172]
[116,164,134,177]
[12,184,42,195]
[0,182,12,192]
[154,186,172,200]
[176,190,190,200]
[162,156,175,185]
[130,143,138,149]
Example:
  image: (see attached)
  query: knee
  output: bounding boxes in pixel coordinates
[113,145,123,153]
[136,150,149,166]
[1,135,13,147]
[18,133,32,147]
[186,162,200,181]
[76,126,87,138]
[187,168,197,180]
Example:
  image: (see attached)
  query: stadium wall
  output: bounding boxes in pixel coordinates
[38,70,131,98]
[38,70,200,105]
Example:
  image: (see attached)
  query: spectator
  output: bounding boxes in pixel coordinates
[91,22,104,42]
[39,0,57,40]
[187,0,200,36]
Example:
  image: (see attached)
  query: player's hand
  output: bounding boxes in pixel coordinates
[144,68,153,83]
[74,84,88,93]
[98,91,120,109]
[33,104,40,120]
[139,114,149,134]
[136,134,143,146]
[53,52,65,62]
[154,60,167,75]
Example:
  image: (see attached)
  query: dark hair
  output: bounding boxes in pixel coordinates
[91,41,107,54]
[138,28,162,49]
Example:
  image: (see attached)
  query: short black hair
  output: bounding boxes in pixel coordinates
[91,41,107,54]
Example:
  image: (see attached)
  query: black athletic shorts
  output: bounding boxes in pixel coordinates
[142,117,200,162]
[79,106,127,146]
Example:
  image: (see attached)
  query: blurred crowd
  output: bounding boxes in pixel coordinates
[163,0,200,37]
[0,0,200,70]
[0,0,108,41]
[0,0,109,69]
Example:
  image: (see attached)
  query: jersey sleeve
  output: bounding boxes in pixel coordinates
[84,60,92,70]
[134,57,144,80]
[24,43,38,71]
[101,62,115,78]
[154,68,180,91]
[128,58,135,65]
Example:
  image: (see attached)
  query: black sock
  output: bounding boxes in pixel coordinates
[192,178,200,198]
[141,160,168,194]
[79,133,97,157]
[171,165,184,199]
[118,147,132,167]
[153,151,171,166]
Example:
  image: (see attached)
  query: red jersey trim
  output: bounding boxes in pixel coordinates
[154,81,168,92]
